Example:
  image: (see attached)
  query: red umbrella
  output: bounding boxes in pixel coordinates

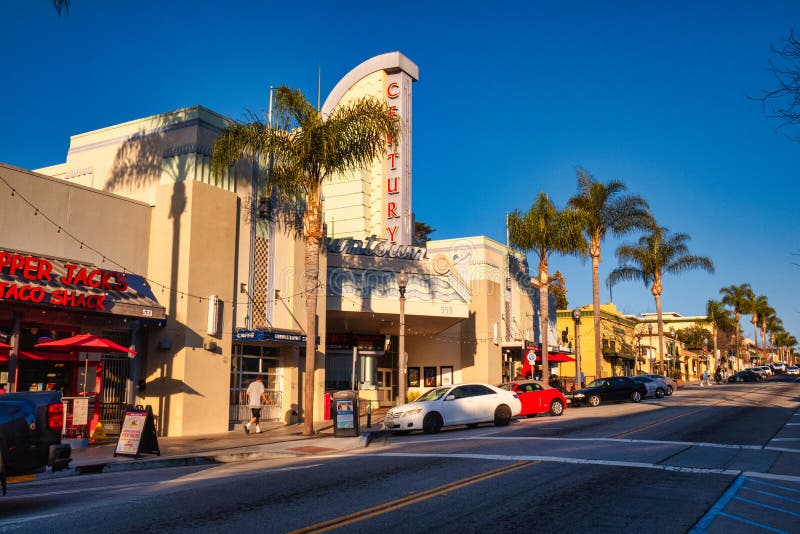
[0,341,10,350]
[35,333,136,355]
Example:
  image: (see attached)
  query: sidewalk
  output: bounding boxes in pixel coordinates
[38,408,390,480]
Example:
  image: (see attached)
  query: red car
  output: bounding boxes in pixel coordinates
[499,380,567,417]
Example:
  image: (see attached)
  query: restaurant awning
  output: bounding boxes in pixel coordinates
[0,248,166,320]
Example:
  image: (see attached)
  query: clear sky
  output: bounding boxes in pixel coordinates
[2,1,799,343]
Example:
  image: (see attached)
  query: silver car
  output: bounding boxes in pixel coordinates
[638,374,676,395]
[631,375,667,398]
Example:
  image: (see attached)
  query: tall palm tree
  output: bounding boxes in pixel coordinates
[212,87,399,435]
[568,169,650,380]
[508,193,586,383]
[720,284,754,372]
[607,225,714,375]
[765,315,782,359]
[706,299,733,369]
[747,293,771,352]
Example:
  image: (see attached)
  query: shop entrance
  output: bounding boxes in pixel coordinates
[377,368,393,406]
[230,344,282,427]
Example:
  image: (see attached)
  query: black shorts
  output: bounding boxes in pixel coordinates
[250,408,262,420]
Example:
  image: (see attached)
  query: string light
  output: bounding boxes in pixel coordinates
[0,172,319,308]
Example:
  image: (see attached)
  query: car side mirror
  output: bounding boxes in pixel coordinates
[445,395,456,401]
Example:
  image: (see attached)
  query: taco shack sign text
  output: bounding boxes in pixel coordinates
[0,251,129,311]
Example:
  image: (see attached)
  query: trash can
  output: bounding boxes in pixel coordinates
[331,390,359,437]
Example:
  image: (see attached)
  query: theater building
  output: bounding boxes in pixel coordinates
[0,52,553,437]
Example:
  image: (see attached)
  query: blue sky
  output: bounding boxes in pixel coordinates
[2,1,799,343]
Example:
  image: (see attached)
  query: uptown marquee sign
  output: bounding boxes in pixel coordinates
[326,236,427,260]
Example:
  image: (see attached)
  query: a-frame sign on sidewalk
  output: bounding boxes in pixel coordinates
[114,405,160,458]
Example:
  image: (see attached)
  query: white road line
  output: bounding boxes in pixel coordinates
[373,451,742,476]
[770,438,800,442]
[466,435,767,450]
[743,472,800,483]
[786,423,800,426]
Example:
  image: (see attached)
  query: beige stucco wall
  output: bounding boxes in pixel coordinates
[0,163,151,271]
[322,70,386,241]
[142,180,237,436]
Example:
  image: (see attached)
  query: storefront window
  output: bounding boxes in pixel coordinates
[424,366,437,387]
[230,345,281,422]
[408,367,420,387]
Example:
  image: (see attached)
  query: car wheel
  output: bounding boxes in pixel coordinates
[588,395,601,407]
[423,412,443,434]
[655,388,665,399]
[494,405,512,426]
[550,399,564,416]
[631,391,642,402]
[666,385,674,396]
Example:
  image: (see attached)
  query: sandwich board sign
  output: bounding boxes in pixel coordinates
[114,405,160,457]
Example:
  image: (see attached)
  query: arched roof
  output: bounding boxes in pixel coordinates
[322,52,418,115]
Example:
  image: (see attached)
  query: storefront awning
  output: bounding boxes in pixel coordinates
[0,248,166,320]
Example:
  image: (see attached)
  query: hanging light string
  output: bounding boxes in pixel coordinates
[0,172,322,307]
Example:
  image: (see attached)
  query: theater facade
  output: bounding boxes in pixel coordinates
[0,52,550,437]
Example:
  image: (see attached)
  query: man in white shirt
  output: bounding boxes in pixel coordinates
[244,375,269,434]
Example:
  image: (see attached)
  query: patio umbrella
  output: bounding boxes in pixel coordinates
[35,334,136,393]
[35,333,136,355]
[0,341,11,350]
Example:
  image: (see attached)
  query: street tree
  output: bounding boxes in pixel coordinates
[508,192,586,383]
[607,224,714,375]
[549,270,569,310]
[747,293,772,352]
[706,299,734,368]
[720,283,754,372]
[758,30,800,139]
[413,221,435,246]
[568,168,650,381]
[212,87,399,435]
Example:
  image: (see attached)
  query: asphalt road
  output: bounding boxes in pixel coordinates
[1,378,798,533]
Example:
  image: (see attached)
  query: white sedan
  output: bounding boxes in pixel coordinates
[786,365,799,376]
[385,383,522,434]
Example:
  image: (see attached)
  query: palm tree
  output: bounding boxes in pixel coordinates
[52,0,69,14]
[765,315,782,359]
[568,169,650,380]
[607,225,714,375]
[508,193,586,383]
[747,293,771,353]
[720,284,754,372]
[706,299,733,369]
[212,87,399,435]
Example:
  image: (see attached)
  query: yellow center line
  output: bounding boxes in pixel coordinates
[289,460,537,534]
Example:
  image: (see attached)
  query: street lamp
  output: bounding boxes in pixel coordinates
[397,269,408,406]
[647,323,653,373]
[572,308,582,390]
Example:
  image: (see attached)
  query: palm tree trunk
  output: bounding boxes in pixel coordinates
[591,251,602,380]
[539,260,549,384]
[712,324,718,371]
[652,279,665,375]
[302,195,324,436]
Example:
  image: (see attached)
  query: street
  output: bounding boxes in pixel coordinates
[1,379,798,533]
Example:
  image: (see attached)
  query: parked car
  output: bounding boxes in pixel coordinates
[747,367,769,378]
[569,377,647,407]
[728,370,764,383]
[630,375,667,398]
[0,391,71,496]
[770,362,786,374]
[498,380,567,417]
[385,383,522,434]
[637,373,677,395]
[757,365,773,377]
[785,365,799,376]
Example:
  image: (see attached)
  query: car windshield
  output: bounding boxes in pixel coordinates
[587,379,606,388]
[415,387,451,402]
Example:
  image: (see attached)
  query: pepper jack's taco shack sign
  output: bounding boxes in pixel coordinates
[0,249,166,320]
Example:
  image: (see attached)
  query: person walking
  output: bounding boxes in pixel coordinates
[244,375,269,435]
[701,369,710,386]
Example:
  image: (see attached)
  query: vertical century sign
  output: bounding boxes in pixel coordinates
[321,52,419,246]
[385,71,413,244]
